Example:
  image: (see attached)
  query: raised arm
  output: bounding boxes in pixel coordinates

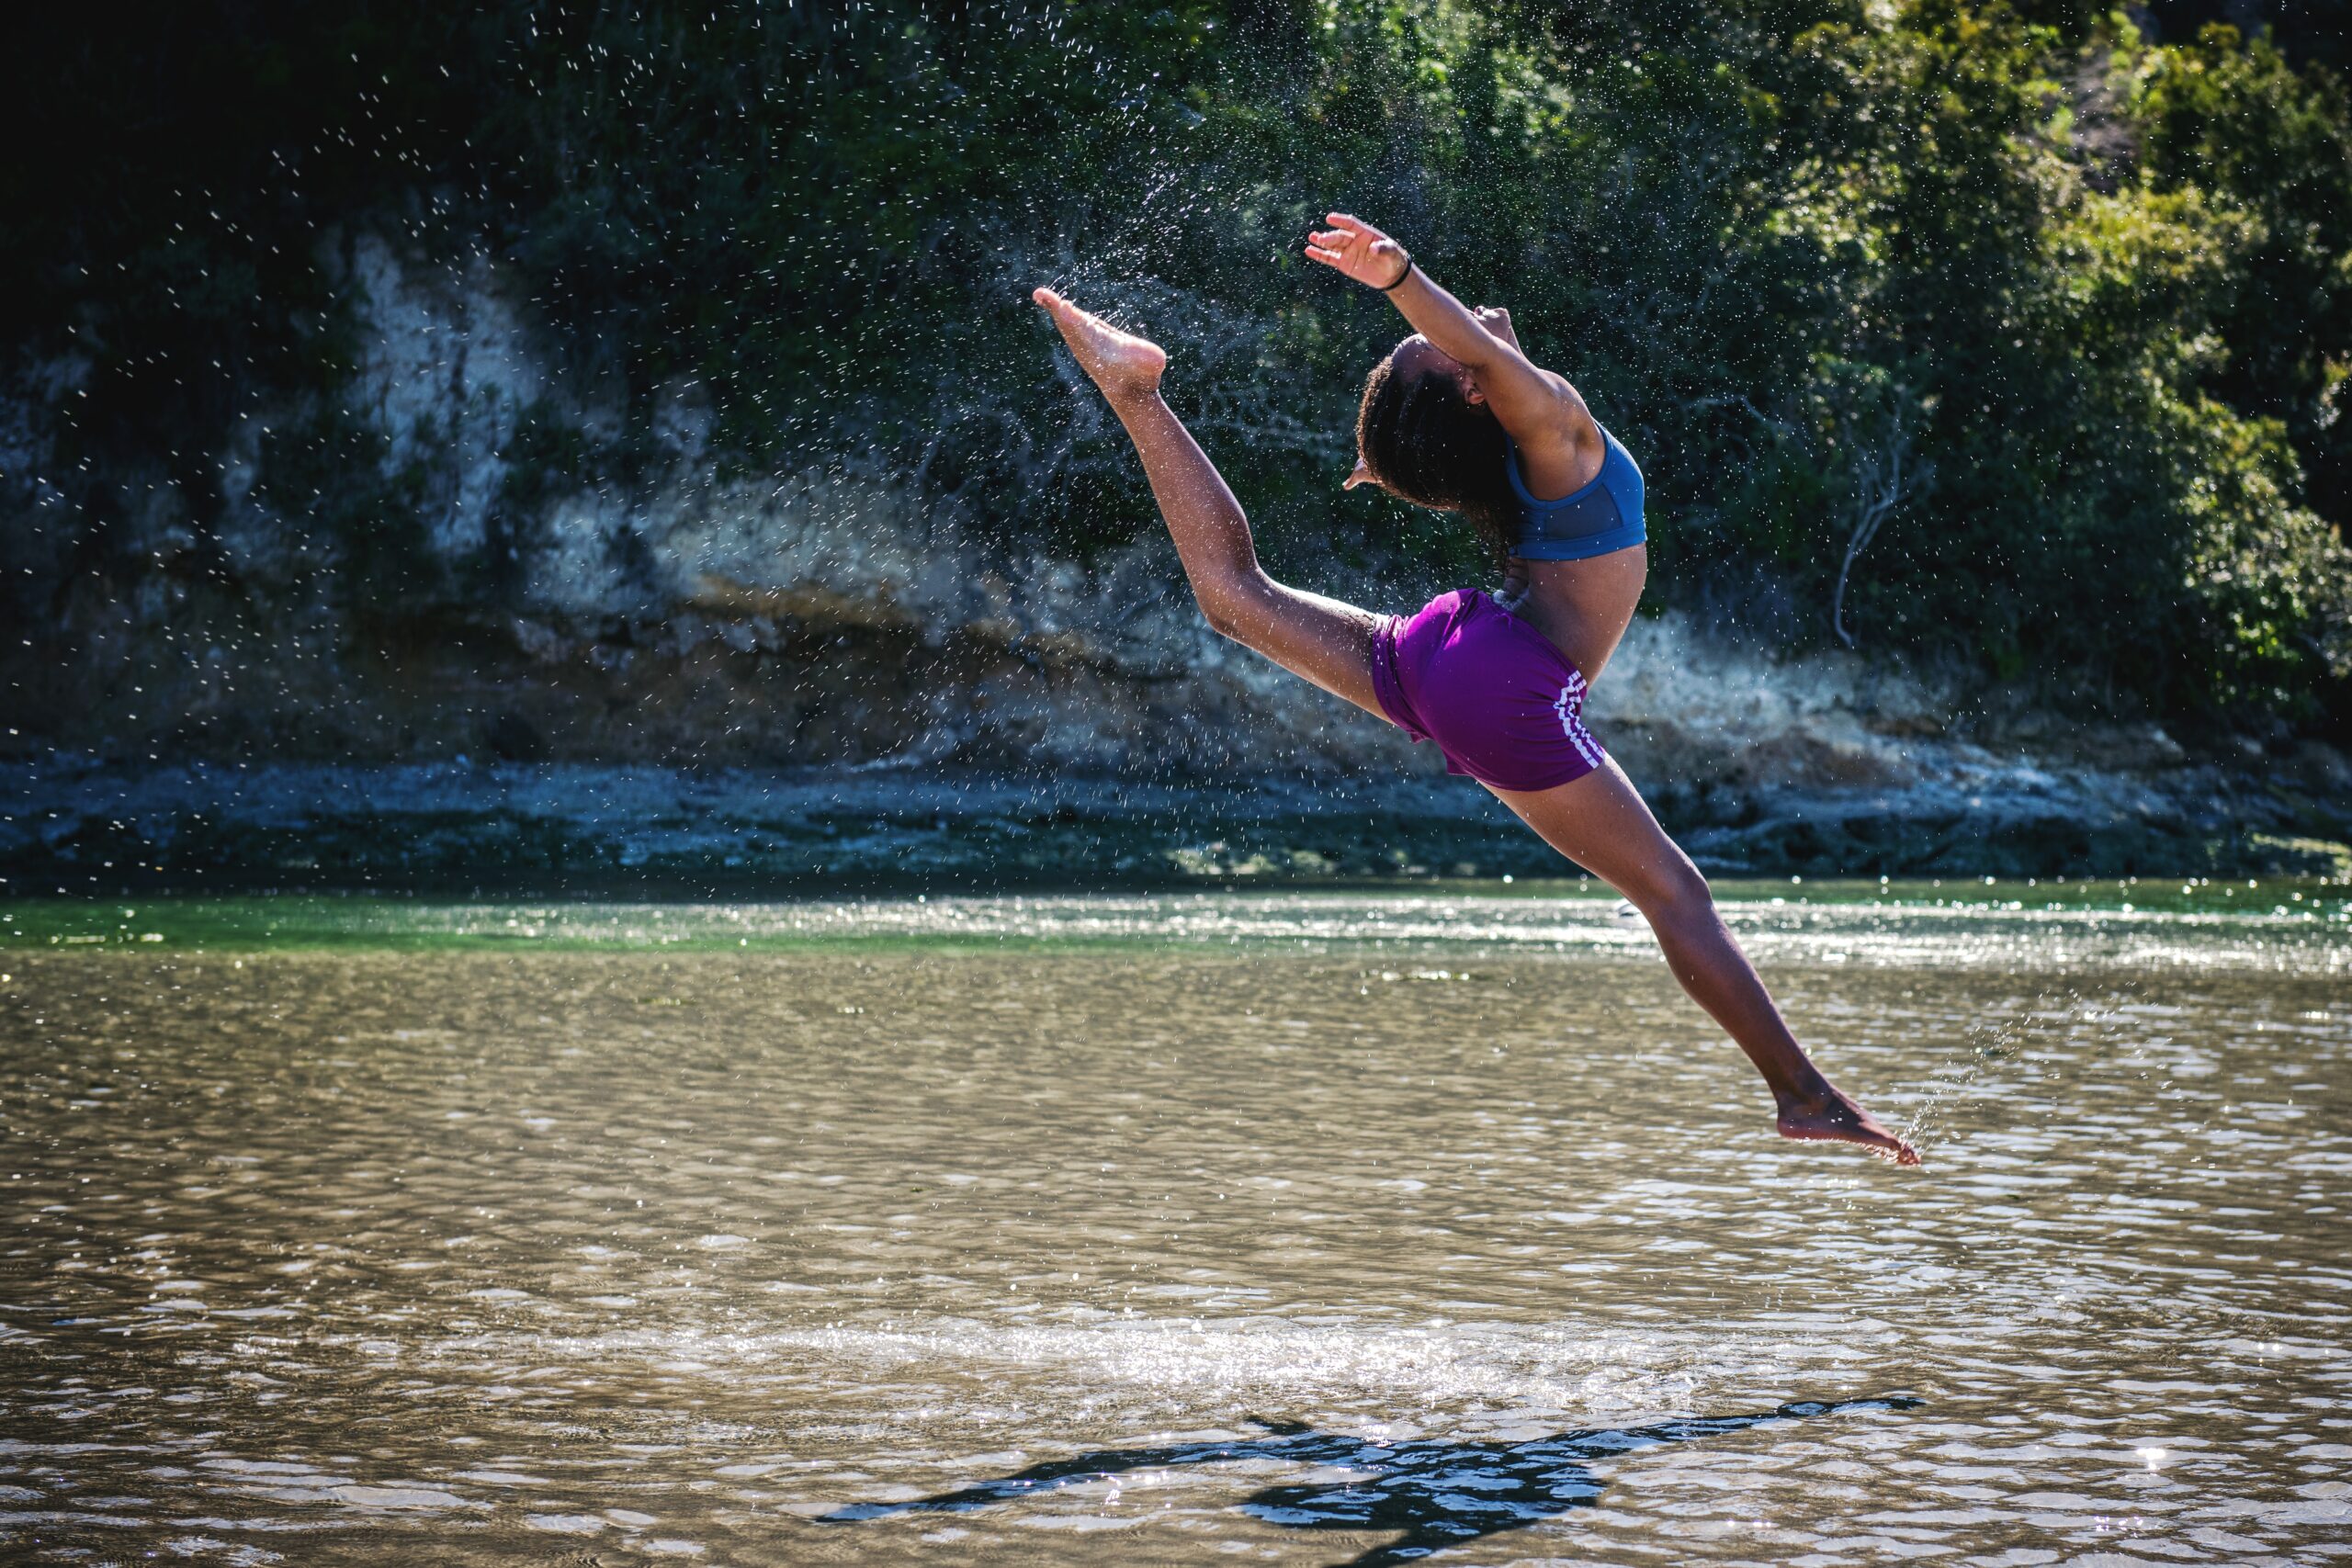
[1031,288,1386,718]
[1306,213,1602,498]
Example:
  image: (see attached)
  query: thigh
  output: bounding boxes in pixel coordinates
[1487,756,1700,908]
[1216,572,1387,720]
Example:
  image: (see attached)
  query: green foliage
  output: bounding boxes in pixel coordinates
[2134,25,2352,517]
[6,0,2351,724]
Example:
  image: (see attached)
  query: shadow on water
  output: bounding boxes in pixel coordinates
[822,1395,1922,1565]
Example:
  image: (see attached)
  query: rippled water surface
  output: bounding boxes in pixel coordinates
[3,890,2348,1565]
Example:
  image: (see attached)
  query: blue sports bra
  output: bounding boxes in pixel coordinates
[1506,423,1646,561]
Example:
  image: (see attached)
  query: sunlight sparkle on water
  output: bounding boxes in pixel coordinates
[0,892,2346,1563]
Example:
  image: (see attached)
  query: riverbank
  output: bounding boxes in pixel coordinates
[10,214,2347,890]
[5,745,2347,895]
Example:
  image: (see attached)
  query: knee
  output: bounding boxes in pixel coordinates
[1629,852,1713,928]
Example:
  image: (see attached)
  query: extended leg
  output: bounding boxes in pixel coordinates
[1033,288,1388,716]
[1495,760,1919,1164]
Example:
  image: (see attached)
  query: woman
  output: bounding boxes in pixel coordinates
[1032,211,1918,1165]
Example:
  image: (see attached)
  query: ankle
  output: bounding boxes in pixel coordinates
[1772,1076,1841,1113]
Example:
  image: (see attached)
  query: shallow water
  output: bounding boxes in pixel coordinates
[2,894,2348,1565]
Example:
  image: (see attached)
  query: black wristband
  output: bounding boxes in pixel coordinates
[1379,254,1415,292]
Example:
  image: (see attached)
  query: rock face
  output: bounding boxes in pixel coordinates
[6,232,1411,777]
[5,231,2349,883]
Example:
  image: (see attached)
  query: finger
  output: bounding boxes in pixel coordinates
[1304,246,1345,267]
[1325,212,1363,231]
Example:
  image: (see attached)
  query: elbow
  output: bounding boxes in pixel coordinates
[1193,573,1264,641]
[1199,601,1246,641]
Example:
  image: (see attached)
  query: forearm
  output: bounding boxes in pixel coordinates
[1384,265,1510,371]
[1384,263,1584,455]
[1107,389,1263,612]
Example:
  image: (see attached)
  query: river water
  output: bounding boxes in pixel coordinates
[2,886,2347,1565]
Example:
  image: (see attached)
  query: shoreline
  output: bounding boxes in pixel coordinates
[5,755,2348,896]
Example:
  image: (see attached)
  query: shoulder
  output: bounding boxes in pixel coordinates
[1542,372,1604,450]
[1510,372,1605,501]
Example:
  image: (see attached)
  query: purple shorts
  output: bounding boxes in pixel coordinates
[1369,589,1606,792]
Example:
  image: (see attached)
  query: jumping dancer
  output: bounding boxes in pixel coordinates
[1032,212,1918,1164]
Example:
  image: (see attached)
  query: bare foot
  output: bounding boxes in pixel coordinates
[1776,1084,1922,1166]
[1032,288,1167,404]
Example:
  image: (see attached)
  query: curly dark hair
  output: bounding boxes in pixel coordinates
[1354,349,1521,567]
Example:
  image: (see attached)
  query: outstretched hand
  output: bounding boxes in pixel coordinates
[1305,213,1412,290]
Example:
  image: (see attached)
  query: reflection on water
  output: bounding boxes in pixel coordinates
[0,894,2346,1564]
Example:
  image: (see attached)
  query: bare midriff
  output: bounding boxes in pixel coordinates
[1501,545,1649,684]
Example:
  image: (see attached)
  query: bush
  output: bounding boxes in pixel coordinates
[5,0,2348,727]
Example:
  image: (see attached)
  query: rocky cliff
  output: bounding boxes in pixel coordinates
[6,231,2349,886]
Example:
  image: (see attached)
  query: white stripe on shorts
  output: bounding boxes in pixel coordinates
[1553,674,1602,768]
